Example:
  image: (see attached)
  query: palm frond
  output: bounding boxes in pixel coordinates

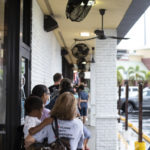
[128,70,134,75]
[128,67,134,72]
[140,70,146,75]
[117,66,125,72]
[129,75,135,80]
[135,65,140,72]
[137,74,145,81]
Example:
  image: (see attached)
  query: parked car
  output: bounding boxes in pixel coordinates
[117,86,138,99]
[118,88,150,113]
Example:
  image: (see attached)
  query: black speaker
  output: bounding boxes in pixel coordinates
[44,15,58,32]
[61,48,68,56]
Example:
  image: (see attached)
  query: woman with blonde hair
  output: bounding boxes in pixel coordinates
[28,92,84,150]
[50,91,77,120]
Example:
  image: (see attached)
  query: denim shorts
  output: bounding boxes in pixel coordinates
[80,106,87,116]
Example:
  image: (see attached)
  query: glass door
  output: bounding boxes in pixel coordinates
[19,0,31,125]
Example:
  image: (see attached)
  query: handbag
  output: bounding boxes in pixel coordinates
[27,138,50,150]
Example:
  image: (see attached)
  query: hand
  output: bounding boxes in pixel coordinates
[78,105,81,109]
[43,117,53,125]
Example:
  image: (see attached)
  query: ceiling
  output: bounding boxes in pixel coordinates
[37,0,132,65]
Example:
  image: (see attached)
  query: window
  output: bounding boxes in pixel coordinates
[146,91,150,96]
[133,88,138,91]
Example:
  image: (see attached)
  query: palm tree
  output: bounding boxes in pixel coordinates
[117,66,129,84]
[146,71,150,86]
[117,70,123,86]
[128,65,146,85]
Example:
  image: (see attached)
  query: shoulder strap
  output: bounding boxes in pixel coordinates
[52,118,59,139]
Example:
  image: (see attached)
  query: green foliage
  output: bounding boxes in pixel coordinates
[117,65,147,86]
[117,70,123,86]
[117,66,125,72]
[128,65,146,83]
[146,71,150,84]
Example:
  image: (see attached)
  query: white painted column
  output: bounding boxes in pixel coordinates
[90,63,96,126]
[91,29,118,150]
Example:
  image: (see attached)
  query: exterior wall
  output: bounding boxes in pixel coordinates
[129,55,142,62]
[142,58,150,70]
[91,29,118,150]
[136,49,150,58]
[31,0,62,88]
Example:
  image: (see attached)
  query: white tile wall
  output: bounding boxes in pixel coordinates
[91,29,118,149]
[31,0,62,89]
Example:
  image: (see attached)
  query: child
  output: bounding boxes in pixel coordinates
[31,84,51,121]
[23,96,52,148]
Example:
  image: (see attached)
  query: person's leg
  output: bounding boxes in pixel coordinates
[83,125,91,150]
[83,106,88,124]
[80,107,84,122]
[84,139,89,150]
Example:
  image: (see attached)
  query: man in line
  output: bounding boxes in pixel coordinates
[46,73,62,109]
[49,73,62,94]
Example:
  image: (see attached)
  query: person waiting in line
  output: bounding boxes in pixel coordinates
[26,92,84,150]
[73,85,91,150]
[78,84,89,124]
[46,78,74,110]
[47,78,91,150]
[31,84,51,121]
[83,126,91,150]
[47,73,63,106]
[24,96,52,148]
[49,73,62,94]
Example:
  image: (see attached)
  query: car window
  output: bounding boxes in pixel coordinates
[133,88,138,91]
[146,91,150,96]
[143,91,147,96]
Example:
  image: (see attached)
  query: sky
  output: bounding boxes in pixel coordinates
[117,6,150,51]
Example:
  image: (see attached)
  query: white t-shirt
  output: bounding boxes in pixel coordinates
[33,118,84,150]
[23,116,41,138]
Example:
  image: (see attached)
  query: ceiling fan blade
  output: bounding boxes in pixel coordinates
[74,36,97,41]
[107,36,130,40]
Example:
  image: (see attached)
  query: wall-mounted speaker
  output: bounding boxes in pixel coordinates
[44,15,58,32]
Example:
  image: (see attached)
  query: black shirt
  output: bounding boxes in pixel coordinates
[49,84,59,93]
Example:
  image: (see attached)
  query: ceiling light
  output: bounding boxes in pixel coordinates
[73,70,77,73]
[82,61,87,64]
[80,32,90,37]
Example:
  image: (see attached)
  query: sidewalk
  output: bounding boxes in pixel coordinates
[118,120,150,150]
[86,125,96,150]
[85,119,150,150]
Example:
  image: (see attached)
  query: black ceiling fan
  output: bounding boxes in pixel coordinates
[74,9,129,41]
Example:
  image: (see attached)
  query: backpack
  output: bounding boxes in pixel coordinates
[45,88,59,110]
[50,88,59,101]
[50,118,70,150]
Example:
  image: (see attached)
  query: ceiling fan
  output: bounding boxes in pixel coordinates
[74,9,129,41]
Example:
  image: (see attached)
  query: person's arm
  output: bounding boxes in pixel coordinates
[29,117,53,135]
[78,98,81,109]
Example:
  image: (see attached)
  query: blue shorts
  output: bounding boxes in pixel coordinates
[80,106,87,116]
